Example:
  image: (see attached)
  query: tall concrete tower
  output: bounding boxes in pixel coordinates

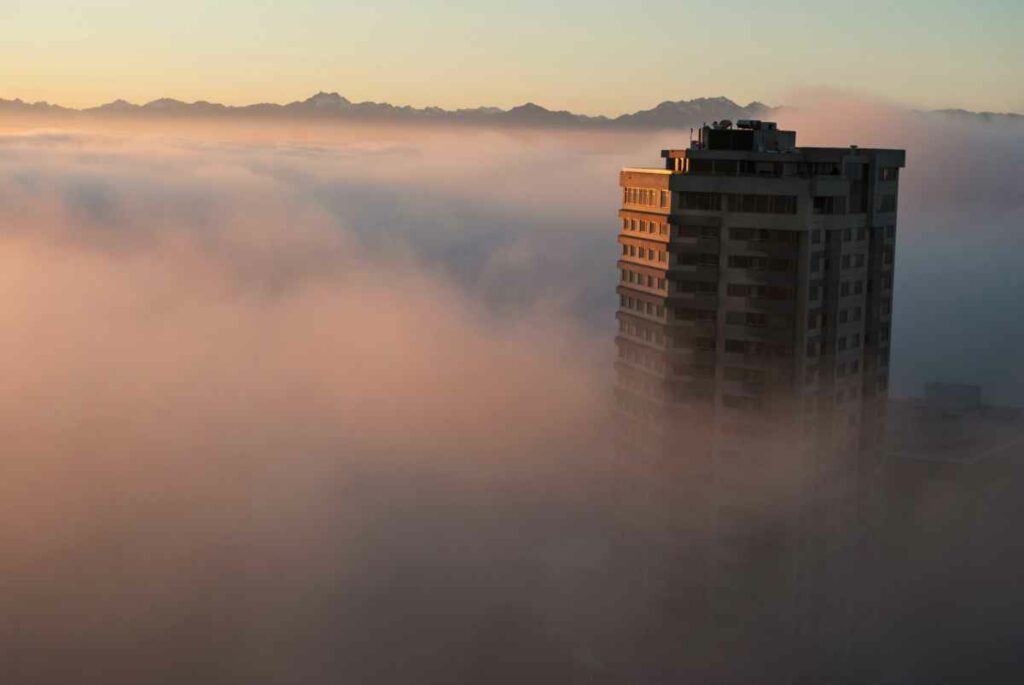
[613,120,905,640]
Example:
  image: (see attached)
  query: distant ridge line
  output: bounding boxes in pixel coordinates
[0,92,1019,128]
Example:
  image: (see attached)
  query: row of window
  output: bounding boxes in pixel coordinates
[674,307,716,322]
[840,280,865,297]
[809,193,899,216]
[618,373,664,399]
[679,224,719,240]
[618,296,720,326]
[724,339,794,357]
[679,191,798,215]
[678,252,720,268]
[726,283,794,301]
[728,255,793,272]
[621,243,669,264]
[813,196,846,215]
[618,319,666,346]
[658,278,797,300]
[808,306,865,329]
[620,268,667,291]
[683,159,892,181]
[810,251,867,272]
[729,227,801,244]
[618,342,668,375]
[675,279,718,295]
[620,295,666,319]
[621,217,669,236]
[726,311,773,328]
[622,321,719,354]
[614,390,662,423]
[806,333,864,356]
[623,187,670,208]
[676,337,716,351]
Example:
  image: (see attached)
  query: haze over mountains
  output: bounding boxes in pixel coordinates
[2,91,1019,128]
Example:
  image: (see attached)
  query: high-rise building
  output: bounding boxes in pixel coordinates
[615,119,903,467]
[612,120,905,651]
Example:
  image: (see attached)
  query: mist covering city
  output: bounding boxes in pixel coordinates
[1,87,1023,683]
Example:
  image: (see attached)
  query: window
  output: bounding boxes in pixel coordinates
[841,282,850,297]
[660,190,669,208]
[838,336,847,351]
[879,166,899,181]
[842,255,852,269]
[813,196,846,215]
[673,307,715,321]
[725,193,797,214]
[839,309,849,323]
[854,280,864,295]
[843,228,852,242]
[811,230,822,244]
[855,254,865,268]
[679,191,721,211]
[679,253,719,267]
[857,227,867,241]
[853,307,862,321]
[676,280,717,294]
[728,255,791,272]
[726,311,768,327]
[851,333,861,348]
[806,339,820,357]
[879,194,897,212]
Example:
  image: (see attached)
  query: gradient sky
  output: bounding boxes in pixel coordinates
[2,0,1022,114]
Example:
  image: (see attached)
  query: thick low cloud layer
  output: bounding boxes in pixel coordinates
[0,100,1022,683]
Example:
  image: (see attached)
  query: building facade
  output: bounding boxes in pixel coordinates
[613,120,905,653]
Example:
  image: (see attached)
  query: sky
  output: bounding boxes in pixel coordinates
[2,0,1022,113]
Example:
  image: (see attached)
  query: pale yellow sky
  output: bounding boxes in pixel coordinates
[2,0,1022,114]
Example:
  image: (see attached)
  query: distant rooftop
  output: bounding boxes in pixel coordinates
[690,119,797,153]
